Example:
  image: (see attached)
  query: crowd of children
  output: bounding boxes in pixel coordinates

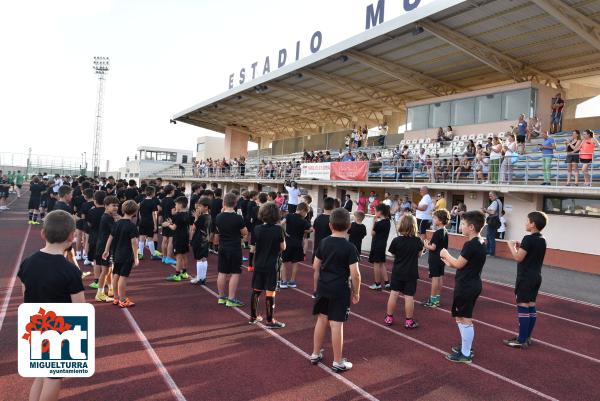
[16,174,550,381]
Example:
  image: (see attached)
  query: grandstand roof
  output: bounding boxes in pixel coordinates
[173,0,600,140]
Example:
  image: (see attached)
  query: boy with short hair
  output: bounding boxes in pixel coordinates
[138,186,161,260]
[159,185,177,265]
[247,192,267,272]
[215,193,248,307]
[77,188,95,264]
[86,190,106,288]
[18,210,85,401]
[347,211,367,255]
[281,202,311,289]
[312,197,334,262]
[94,195,119,302]
[504,211,548,348]
[165,196,191,282]
[440,210,487,364]
[423,209,450,308]
[209,188,223,254]
[103,200,140,307]
[311,208,361,372]
[190,196,211,285]
[250,202,286,328]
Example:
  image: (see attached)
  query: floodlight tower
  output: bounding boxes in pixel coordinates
[92,56,110,177]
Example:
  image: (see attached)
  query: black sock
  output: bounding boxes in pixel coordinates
[384,280,389,286]
[40,212,45,219]
[33,214,38,222]
[214,244,219,252]
[250,290,261,319]
[28,211,33,221]
[375,282,381,286]
[94,279,99,284]
[266,296,275,322]
[154,241,158,249]
[182,269,187,274]
[249,252,254,266]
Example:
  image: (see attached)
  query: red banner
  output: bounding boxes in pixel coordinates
[330,161,368,181]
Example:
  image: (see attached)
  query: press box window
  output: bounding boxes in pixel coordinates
[543,196,600,218]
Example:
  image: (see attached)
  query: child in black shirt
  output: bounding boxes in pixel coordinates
[95,195,119,303]
[369,204,391,291]
[190,197,211,285]
[347,211,367,255]
[247,192,267,272]
[159,185,176,265]
[86,191,106,288]
[209,188,223,254]
[137,186,161,260]
[215,193,248,307]
[312,197,334,262]
[27,176,45,224]
[311,208,361,372]
[250,202,286,328]
[505,211,548,348]
[440,211,487,364]
[103,200,140,308]
[423,209,450,308]
[385,214,424,329]
[281,202,311,288]
[165,197,191,282]
[18,210,85,401]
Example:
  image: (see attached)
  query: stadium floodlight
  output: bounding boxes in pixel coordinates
[92,56,110,177]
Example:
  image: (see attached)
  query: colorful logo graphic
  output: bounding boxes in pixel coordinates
[18,303,95,377]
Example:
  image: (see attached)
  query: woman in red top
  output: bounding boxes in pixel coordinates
[579,130,597,187]
[357,192,368,213]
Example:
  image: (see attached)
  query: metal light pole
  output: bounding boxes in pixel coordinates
[92,56,110,178]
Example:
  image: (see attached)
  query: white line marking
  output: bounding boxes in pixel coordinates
[298,262,600,364]
[122,309,187,401]
[199,284,380,401]
[291,286,559,401]
[0,225,31,333]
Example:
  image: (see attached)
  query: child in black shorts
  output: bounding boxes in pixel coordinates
[504,211,548,348]
[159,185,176,265]
[18,210,85,401]
[312,197,334,263]
[250,202,286,328]
[165,196,191,282]
[311,208,361,372]
[190,197,211,285]
[137,186,162,260]
[423,209,450,308]
[281,202,311,289]
[385,214,423,328]
[86,191,106,288]
[440,211,486,364]
[347,211,367,255]
[27,176,46,225]
[103,200,140,308]
[369,203,391,291]
[247,191,267,272]
[216,193,248,307]
[95,195,119,303]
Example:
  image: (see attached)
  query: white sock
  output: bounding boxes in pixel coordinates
[199,261,207,280]
[196,261,202,278]
[138,240,144,254]
[96,287,104,296]
[76,251,81,258]
[147,240,156,255]
[458,322,474,357]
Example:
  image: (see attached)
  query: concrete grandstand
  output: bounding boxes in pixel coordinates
[165,0,600,272]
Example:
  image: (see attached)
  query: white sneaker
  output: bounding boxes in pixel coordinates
[332,359,353,372]
[76,254,82,261]
[83,259,93,266]
[190,277,200,284]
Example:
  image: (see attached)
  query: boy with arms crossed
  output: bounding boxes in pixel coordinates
[423,209,450,308]
[440,211,487,364]
[311,208,361,372]
[504,211,548,348]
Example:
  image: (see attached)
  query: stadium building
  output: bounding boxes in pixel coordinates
[166,0,600,272]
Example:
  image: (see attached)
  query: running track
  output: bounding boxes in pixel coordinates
[0,193,599,401]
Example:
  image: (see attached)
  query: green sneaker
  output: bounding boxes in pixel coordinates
[217,296,228,305]
[138,254,144,260]
[89,281,99,290]
[180,272,189,279]
[226,298,245,308]
[166,274,182,282]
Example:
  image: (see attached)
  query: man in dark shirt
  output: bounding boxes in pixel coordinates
[312,197,334,262]
[18,209,85,401]
[343,194,353,213]
[215,193,247,308]
[441,211,486,364]
[311,208,360,372]
[505,211,548,348]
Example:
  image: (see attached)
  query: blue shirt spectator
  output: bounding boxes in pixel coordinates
[541,136,555,156]
[342,151,355,162]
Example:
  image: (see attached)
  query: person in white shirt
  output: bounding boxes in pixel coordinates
[52,175,63,194]
[285,180,300,214]
[497,210,507,240]
[414,186,433,240]
[382,192,392,207]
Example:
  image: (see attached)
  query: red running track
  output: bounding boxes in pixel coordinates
[0,193,599,401]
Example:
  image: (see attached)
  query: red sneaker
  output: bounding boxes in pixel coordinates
[247,266,254,272]
[119,298,136,308]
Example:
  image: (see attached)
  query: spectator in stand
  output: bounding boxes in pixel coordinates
[538,131,556,186]
[446,126,454,139]
[516,114,528,155]
[344,133,352,149]
[378,123,388,146]
[565,130,582,186]
[580,129,598,187]
[484,137,493,155]
[489,137,502,184]
[483,192,502,256]
[528,116,541,142]
[550,93,565,134]
[436,158,449,183]
[357,192,368,213]
[453,155,471,182]
[500,134,517,184]
[416,148,427,172]
[342,150,355,162]
[464,140,476,160]
[352,127,360,148]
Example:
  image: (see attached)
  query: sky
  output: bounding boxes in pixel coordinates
[0,0,399,171]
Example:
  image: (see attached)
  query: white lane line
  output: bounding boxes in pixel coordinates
[0,225,31,333]
[199,284,380,401]
[122,309,187,401]
[298,262,600,364]
[291,286,559,401]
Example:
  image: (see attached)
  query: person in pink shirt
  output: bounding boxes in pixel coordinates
[275,192,285,207]
[357,192,368,213]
